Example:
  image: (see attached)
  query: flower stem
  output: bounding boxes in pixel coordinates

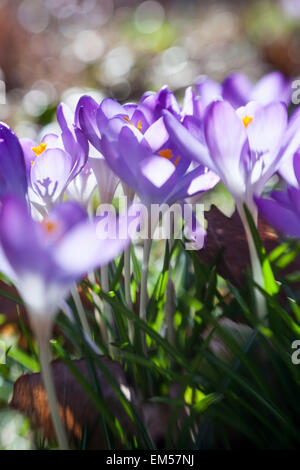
[165,240,176,346]
[124,244,134,342]
[100,263,115,355]
[238,204,267,321]
[37,332,69,450]
[139,238,152,351]
[87,272,109,345]
[71,283,92,339]
[60,301,102,355]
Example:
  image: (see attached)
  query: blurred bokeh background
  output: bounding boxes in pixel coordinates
[1,0,300,139]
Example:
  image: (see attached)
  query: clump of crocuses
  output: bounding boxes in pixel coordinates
[0,70,298,449]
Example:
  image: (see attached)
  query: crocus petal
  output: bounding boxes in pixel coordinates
[42,133,60,147]
[0,123,27,200]
[246,102,288,190]
[278,108,300,185]
[49,201,88,234]
[131,108,150,133]
[255,196,300,238]
[57,103,88,177]
[77,95,102,151]
[246,102,287,162]
[287,186,300,216]
[89,156,119,204]
[270,190,292,208]
[54,218,129,277]
[101,134,137,191]
[274,152,298,187]
[156,86,181,118]
[20,138,38,182]
[0,197,53,277]
[182,86,196,116]
[204,100,247,197]
[137,93,162,124]
[222,73,253,108]
[293,152,300,187]
[251,71,291,105]
[139,155,175,189]
[195,77,222,107]
[183,170,219,198]
[182,115,206,146]
[66,162,97,207]
[31,148,73,207]
[143,117,169,153]
[96,98,126,129]
[123,103,138,119]
[118,126,152,176]
[163,110,214,170]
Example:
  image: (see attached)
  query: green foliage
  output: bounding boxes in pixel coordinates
[2,227,300,449]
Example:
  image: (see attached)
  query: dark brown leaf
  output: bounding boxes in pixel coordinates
[10,356,139,449]
[196,206,278,286]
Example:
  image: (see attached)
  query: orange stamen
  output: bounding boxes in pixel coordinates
[32,142,47,157]
[242,115,253,128]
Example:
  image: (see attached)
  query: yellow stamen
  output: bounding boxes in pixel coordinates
[242,115,253,128]
[174,156,180,167]
[32,142,47,157]
[159,148,181,167]
[42,219,58,234]
[123,116,142,132]
[159,149,173,160]
[31,160,34,166]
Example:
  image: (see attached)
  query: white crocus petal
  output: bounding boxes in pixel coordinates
[17,273,70,319]
[30,149,73,209]
[140,156,175,189]
[89,156,119,204]
[66,165,97,208]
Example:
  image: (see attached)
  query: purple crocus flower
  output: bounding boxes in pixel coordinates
[277,108,300,188]
[196,71,292,109]
[256,188,300,239]
[77,88,219,207]
[164,100,300,218]
[0,194,130,450]
[0,123,28,200]
[0,196,129,319]
[255,157,300,239]
[78,85,201,153]
[20,103,88,214]
[165,98,300,319]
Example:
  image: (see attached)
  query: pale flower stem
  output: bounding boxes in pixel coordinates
[124,244,134,342]
[87,201,110,344]
[87,272,109,345]
[100,263,115,355]
[60,301,102,355]
[238,204,267,321]
[71,283,92,339]
[166,240,176,347]
[37,334,69,450]
[139,238,152,351]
